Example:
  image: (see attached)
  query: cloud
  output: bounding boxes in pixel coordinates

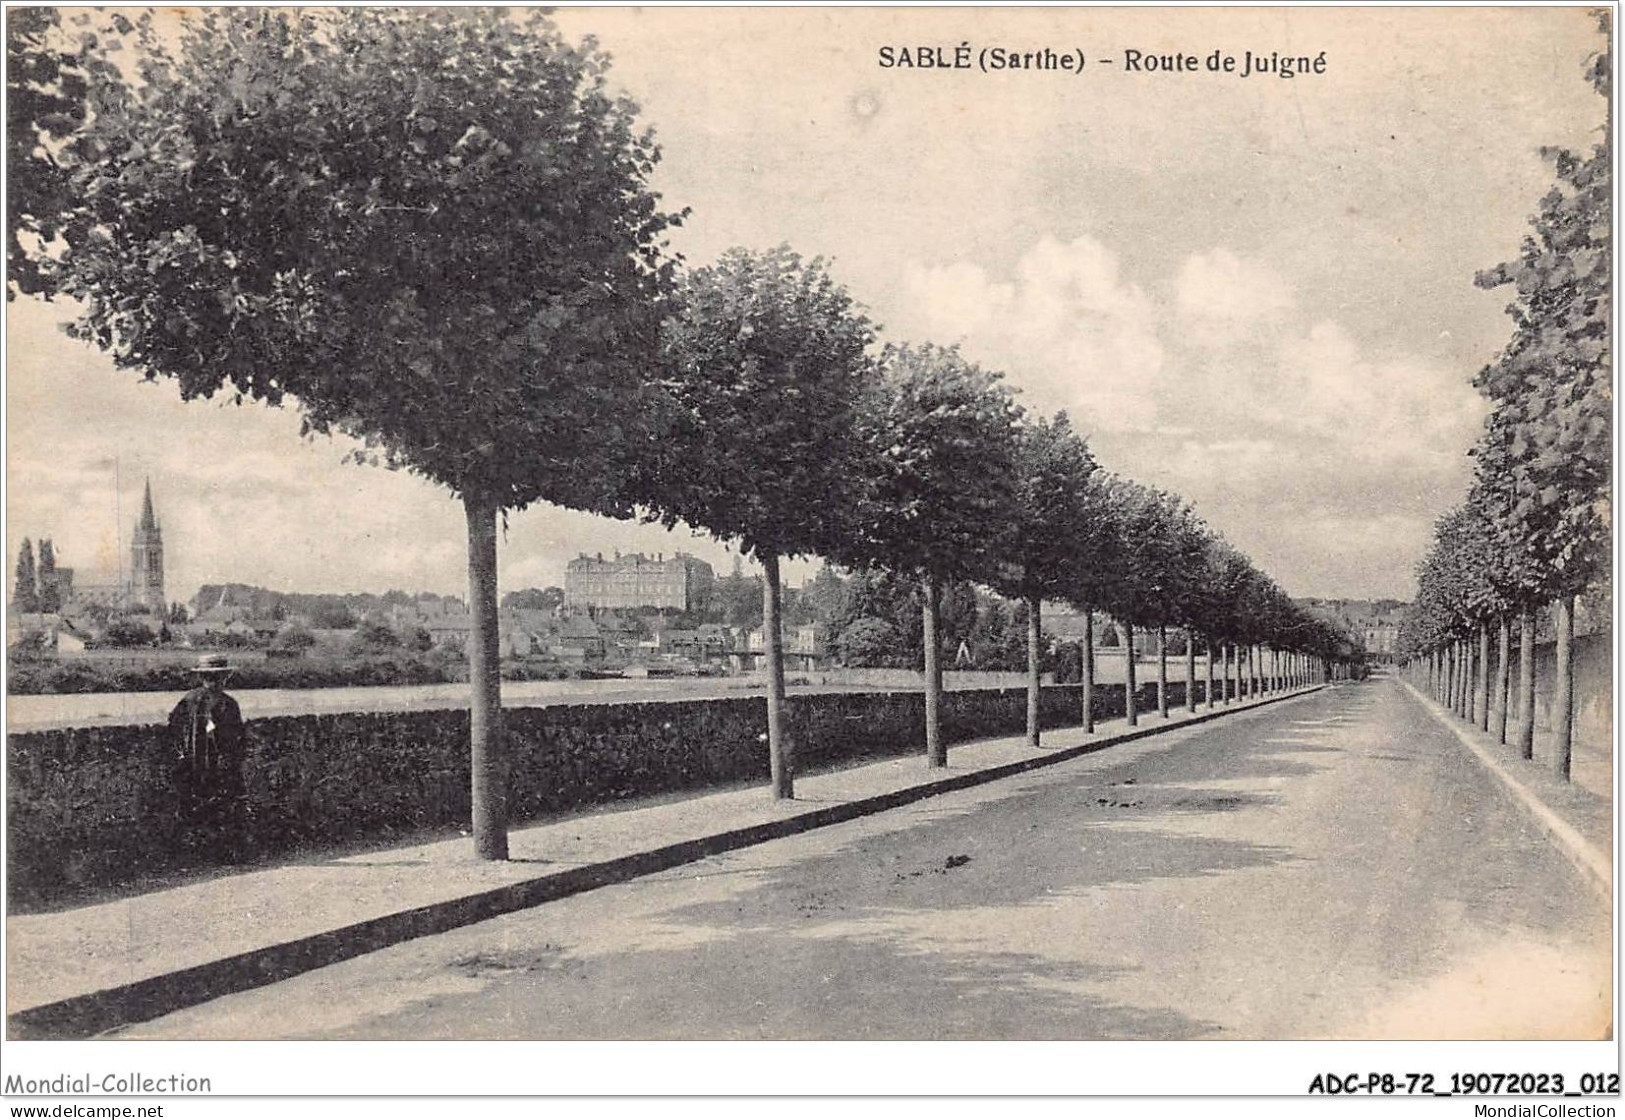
[1175,248,1295,346]
[1275,320,1486,453]
[889,234,1166,432]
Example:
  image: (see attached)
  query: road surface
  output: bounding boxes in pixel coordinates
[114,678,1610,1040]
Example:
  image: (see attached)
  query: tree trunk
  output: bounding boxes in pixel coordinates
[1222,643,1233,704]
[465,493,507,861]
[1515,607,1535,759]
[1204,636,1215,710]
[1026,594,1042,747]
[1468,630,1480,724]
[1185,627,1197,712]
[1476,623,1491,732]
[1493,616,1511,745]
[1461,638,1472,719]
[1080,610,1095,733]
[1553,595,1574,782]
[762,551,793,798]
[923,573,945,768]
[1465,635,1477,724]
[1156,624,1169,717]
[1124,621,1138,726]
[1462,638,1473,719]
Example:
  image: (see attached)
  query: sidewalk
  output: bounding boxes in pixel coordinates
[7,684,1322,1039]
[1397,677,1612,900]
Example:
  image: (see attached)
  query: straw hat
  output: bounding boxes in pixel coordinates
[192,653,234,675]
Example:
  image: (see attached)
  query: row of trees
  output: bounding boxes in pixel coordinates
[1397,17,1610,782]
[10,9,1356,859]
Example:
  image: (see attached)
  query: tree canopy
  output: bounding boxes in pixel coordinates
[843,341,1021,582]
[45,7,683,512]
[647,244,876,561]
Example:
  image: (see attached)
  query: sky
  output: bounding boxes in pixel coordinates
[4,6,1608,607]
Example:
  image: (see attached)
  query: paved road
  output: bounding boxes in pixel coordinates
[115,679,1610,1040]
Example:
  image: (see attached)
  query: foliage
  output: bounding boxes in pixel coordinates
[1403,17,1611,658]
[270,623,318,653]
[501,587,565,613]
[347,619,404,656]
[646,245,876,562]
[13,538,39,612]
[1098,478,1205,630]
[712,568,765,629]
[836,616,903,668]
[99,617,157,648]
[35,539,60,613]
[987,413,1100,605]
[5,8,117,298]
[843,342,1021,583]
[48,8,682,514]
[1470,15,1610,599]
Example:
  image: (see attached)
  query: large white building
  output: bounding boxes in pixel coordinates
[564,551,715,612]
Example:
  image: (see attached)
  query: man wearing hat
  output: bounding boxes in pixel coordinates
[168,653,248,855]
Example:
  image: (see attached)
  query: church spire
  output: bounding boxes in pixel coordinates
[139,478,158,530]
[130,478,165,613]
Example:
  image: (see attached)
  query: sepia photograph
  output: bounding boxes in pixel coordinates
[1,1,1616,1104]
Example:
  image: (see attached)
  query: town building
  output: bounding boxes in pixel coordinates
[747,623,824,672]
[564,551,715,612]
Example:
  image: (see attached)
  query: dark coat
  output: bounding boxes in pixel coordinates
[168,684,247,817]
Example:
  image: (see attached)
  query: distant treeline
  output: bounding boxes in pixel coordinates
[191,584,465,627]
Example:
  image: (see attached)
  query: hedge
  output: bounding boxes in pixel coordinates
[7,681,1178,908]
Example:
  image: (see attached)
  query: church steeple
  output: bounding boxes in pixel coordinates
[130,477,165,613]
[139,479,158,531]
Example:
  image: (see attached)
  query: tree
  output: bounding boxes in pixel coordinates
[987,413,1100,746]
[101,617,156,648]
[35,539,59,613]
[12,538,38,613]
[842,342,1022,765]
[308,601,359,630]
[648,246,875,799]
[836,617,901,668]
[502,587,565,613]
[714,566,765,629]
[1099,481,1204,721]
[347,618,404,657]
[270,623,318,655]
[39,9,682,858]
[824,567,920,668]
[1468,17,1611,780]
[5,8,116,298]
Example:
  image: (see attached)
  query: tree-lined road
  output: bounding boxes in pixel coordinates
[116,678,1610,1040]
